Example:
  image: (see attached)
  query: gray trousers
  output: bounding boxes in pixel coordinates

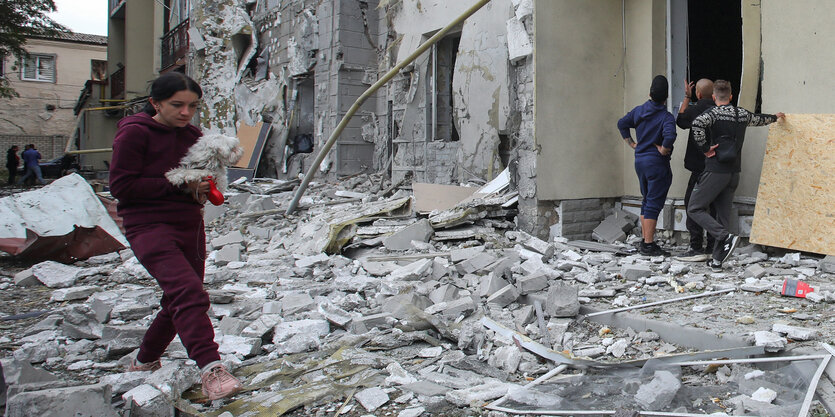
[686,171,739,251]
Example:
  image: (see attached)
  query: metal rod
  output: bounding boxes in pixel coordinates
[484,404,761,417]
[584,289,734,318]
[489,364,569,408]
[285,0,492,215]
[669,354,827,367]
[798,354,831,417]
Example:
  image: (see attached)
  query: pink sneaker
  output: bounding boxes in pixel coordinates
[128,358,162,372]
[201,364,242,400]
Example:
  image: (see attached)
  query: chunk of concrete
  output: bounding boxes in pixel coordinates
[145,362,200,399]
[743,264,767,279]
[216,335,262,357]
[294,253,330,268]
[819,255,835,274]
[122,384,174,417]
[273,319,330,344]
[445,380,511,407]
[516,271,548,295]
[210,230,245,248]
[488,345,522,373]
[634,370,681,410]
[50,285,100,302]
[621,264,652,281]
[478,272,510,298]
[214,244,242,265]
[751,387,777,403]
[486,284,519,307]
[349,313,392,333]
[280,292,316,315]
[5,383,119,417]
[545,283,580,317]
[355,386,389,412]
[505,385,564,408]
[429,284,460,304]
[101,325,146,356]
[450,245,485,263]
[384,219,434,251]
[424,296,476,318]
[31,261,82,288]
[592,215,632,244]
[100,371,151,395]
[458,252,498,274]
[387,258,433,281]
[753,331,787,353]
[771,323,818,341]
[13,269,40,287]
[241,314,283,338]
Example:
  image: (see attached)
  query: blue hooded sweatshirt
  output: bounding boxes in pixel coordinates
[617,100,676,161]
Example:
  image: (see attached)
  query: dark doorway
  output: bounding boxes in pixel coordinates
[687,0,742,105]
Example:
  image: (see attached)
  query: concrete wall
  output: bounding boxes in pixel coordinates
[534,0,625,200]
[0,38,107,137]
[123,0,164,98]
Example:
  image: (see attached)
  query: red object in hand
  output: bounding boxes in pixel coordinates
[206,176,224,206]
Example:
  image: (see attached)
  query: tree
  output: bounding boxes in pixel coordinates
[0,0,67,99]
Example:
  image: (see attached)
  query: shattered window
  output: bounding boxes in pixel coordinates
[21,54,55,82]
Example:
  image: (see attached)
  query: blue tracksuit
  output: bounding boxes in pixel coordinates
[618,100,676,220]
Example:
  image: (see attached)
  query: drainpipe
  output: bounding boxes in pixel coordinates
[285,0,493,215]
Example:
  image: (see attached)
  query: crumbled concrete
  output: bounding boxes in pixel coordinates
[211,230,245,248]
[621,264,652,281]
[753,331,787,352]
[634,370,681,410]
[122,384,173,417]
[545,283,579,317]
[384,219,434,251]
[771,323,818,341]
[31,261,82,288]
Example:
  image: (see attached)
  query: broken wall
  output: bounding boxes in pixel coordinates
[388,0,516,185]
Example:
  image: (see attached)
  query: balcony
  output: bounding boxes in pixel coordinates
[161,20,190,71]
[110,67,125,99]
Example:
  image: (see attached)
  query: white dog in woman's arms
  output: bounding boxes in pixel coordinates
[165,133,244,192]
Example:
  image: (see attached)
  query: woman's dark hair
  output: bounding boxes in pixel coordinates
[142,72,203,115]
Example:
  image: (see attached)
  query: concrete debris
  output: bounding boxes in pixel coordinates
[5,383,119,417]
[634,370,681,410]
[1,175,832,417]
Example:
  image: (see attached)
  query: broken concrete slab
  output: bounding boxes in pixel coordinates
[31,261,82,288]
[50,285,100,302]
[13,269,39,287]
[211,230,245,248]
[99,371,151,395]
[621,264,652,281]
[450,245,485,263]
[383,219,434,251]
[355,386,389,412]
[753,331,787,352]
[386,258,433,281]
[545,283,580,317]
[122,384,174,417]
[771,323,819,341]
[516,271,548,295]
[5,383,119,417]
[486,284,519,307]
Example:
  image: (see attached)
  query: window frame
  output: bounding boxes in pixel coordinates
[20,53,57,83]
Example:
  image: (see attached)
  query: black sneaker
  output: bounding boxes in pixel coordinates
[715,234,740,264]
[640,242,670,257]
[674,247,710,262]
[706,259,723,272]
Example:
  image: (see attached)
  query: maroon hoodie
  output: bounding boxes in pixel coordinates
[109,112,203,227]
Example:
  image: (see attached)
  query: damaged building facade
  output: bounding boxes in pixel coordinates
[91,0,835,240]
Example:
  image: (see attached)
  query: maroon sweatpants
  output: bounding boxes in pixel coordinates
[125,218,220,368]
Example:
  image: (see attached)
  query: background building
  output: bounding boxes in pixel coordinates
[0,32,107,162]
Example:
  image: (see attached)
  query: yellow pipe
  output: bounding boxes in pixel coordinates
[286,0,493,215]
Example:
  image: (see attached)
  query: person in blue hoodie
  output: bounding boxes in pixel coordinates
[617,75,677,256]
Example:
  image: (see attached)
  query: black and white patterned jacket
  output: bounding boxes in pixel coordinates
[692,104,778,173]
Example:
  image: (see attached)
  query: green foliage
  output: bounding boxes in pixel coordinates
[0,0,67,98]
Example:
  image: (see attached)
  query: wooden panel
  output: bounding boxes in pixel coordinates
[750,114,835,255]
[234,122,268,169]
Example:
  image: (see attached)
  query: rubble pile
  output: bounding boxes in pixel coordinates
[2,174,835,416]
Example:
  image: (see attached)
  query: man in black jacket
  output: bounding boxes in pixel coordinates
[675,78,716,261]
[688,80,784,271]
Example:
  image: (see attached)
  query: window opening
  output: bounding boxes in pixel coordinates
[21,55,55,82]
[686,0,743,105]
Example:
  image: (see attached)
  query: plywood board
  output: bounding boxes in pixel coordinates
[412,183,478,214]
[234,122,268,169]
[750,114,835,256]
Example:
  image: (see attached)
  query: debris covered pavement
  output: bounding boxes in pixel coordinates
[2,174,835,417]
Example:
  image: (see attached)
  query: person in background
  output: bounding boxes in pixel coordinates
[108,72,242,401]
[675,78,717,262]
[17,144,45,185]
[617,75,677,256]
[688,79,784,271]
[6,145,19,185]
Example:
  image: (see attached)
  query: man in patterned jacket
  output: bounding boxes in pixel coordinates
[688,80,784,271]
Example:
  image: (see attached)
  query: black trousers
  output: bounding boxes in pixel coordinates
[684,170,716,251]
[687,171,740,257]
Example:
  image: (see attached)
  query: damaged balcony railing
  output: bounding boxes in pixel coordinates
[161,19,190,71]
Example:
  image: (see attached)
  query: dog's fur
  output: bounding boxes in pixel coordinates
[165,133,244,192]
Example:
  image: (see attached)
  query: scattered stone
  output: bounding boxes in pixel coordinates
[771,323,818,341]
[634,370,681,410]
[621,264,652,281]
[123,384,173,417]
[819,255,835,274]
[445,380,510,407]
[545,283,579,317]
[751,387,777,403]
[355,387,389,412]
[486,284,519,307]
[743,264,767,279]
[50,285,100,302]
[31,261,82,288]
[753,331,787,352]
[692,304,713,313]
[5,383,119,417]
[606,338,629,358]
[211,230,245,248]
[384,219,434,251]
[294,253,330,268]
[13,269,40,287]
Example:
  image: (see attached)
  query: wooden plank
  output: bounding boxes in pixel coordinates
[750,114,835,256]
[234,122,267,169]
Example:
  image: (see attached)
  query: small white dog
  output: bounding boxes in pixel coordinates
[165,133,244,192]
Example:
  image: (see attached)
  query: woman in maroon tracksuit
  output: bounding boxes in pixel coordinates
[109,72,241,401]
